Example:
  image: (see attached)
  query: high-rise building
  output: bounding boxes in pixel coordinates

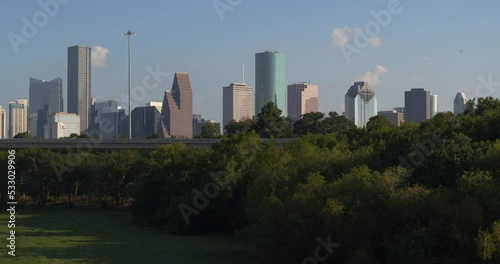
[404,88,431,123]
[90,100,127,139]
[255,51,286,116]
[378,110,404,126]
[158,72,193,138]
[45,112,80,139]
[8,99,28,138]
[131,105,162,138]
[345,82,377,127]
[430,94,438,117]
[287,82,319,123]
[67,45,91,133]
[454,92,468,116]
[28,77,63,136]
[223,83,253,130]
[0,106,6,139]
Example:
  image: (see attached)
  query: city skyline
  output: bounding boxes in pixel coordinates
[3,1,499,125]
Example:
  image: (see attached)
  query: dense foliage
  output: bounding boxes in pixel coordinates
[1,97,500,263]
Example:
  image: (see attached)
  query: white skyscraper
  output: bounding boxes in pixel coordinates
[454,92,468,116]
[223,83,253,131]
[9,99,28,138]
[345,82,378,127]
[0,105,6,139]
[430,94,438,117]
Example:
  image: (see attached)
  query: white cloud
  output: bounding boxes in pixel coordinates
[91,46,109,68]
[330,28,352,47]
[355,65,388,86]
[330,27,382,47]
[368,37,382,47]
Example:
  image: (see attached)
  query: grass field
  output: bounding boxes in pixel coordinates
[0,208,257,264]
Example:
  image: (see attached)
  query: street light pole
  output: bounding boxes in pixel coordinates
[123,30,136,139]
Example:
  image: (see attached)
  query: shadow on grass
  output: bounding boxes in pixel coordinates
[4,208,257,264]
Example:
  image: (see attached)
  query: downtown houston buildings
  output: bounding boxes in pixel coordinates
[405,88,431,123]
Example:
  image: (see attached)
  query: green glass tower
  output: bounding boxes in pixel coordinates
[255,51,287,116]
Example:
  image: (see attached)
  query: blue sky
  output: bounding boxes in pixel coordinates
[2,0,500,123]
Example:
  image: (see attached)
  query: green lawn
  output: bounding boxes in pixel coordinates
[0,208,257,264]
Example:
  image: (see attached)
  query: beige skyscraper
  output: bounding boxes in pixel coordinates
[287,82,319,122]
[223,83,253,130]
[9,99,28,138]
[0,105,6,139]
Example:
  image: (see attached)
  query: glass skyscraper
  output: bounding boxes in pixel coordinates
[345,82,377,127]
[28,77,63,136]
[255,51,286,116]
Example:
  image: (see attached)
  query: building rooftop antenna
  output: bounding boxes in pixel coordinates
[241,50,245,84]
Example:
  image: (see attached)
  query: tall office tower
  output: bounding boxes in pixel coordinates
[378,110,404,126]
[45,112,80,139]
[131,104,162,138]
[147,102,163,113]
[28,77,63,136]
[430,94,438,117]
[255,51,286,116]
[90,100,127,139]
[454,92,468,116]
[287,82,319,123]
[223,83,253,130]
[8,99,28,138]
[0,105,6,139]
[345,82,378,127]
[158,72,193,138]
[67,45,91,133]
[404,88,431,123]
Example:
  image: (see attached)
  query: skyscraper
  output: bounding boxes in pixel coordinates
[0,105,6,139]
[255,51,286,116]
[9,99,28,138]
[67,45,91,133]
[345,82,377,127]
[223,83,253,130]
[28,77,63,136]
[90,100,127,139]
[404,88,430,123]
[430,94,438,117]
[158,72,193,138]
[287,82,319,123]
[131,104,162,138]
[454,92,468,116]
